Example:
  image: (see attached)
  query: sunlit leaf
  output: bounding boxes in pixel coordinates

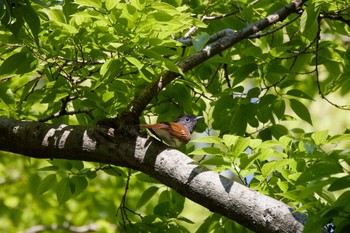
[19,4,40,45]
[126,56,144,70]
[231,137,250,156]
[75,0,102,9]
[261,159,290,177]
[190,147,223,155]
[311,130,329,145]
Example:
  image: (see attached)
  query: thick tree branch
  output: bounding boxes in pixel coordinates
[118,0,304,124]
[0,117,307,233]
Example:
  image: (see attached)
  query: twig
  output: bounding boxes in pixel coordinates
[116,168,132,230]
[249,14,301,39]
[180,9,239,40]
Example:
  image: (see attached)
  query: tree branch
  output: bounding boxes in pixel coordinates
[118,0,304,124]
[0,117,307,233]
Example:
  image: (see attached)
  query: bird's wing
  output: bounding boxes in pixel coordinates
[166,123,191,142]
[140,123,190,142]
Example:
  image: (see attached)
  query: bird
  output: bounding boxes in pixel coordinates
[139,114,203,147]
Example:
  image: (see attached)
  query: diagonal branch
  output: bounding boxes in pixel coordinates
[118,0,304,124]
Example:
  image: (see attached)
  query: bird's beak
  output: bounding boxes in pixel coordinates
[195,116,204,120]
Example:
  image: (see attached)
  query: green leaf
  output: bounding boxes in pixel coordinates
[239,153,261,170]
[56,177,73,205]
[99,58,122,80]
[232,63,258,86]
[261,159,290,177]
[190,147,223,155]
[169,190,185,216]
[0,52,37,75]
[41,92,70,103]
[328,134,350,144]
[50,160,73,171]
[103,166,127,177]
[0,85,14,106]
[286,89,314,100]
[150,12,172,22]
[137,186,159,209]
[154,201,170,216]
[70,160,84,170]
[130,0,146,11]
[196,213,222,233]
[38,174,57,195]
[105,0,119,11]
[126,56,144,70]
[201,157,227,166]
[41,8,67,23]
[300,2,321,41]
[328,176,350,191]
[29,174,41,195]
[231,137,250,156]
[163,59,183,74]
[19,4,40,45]
[273,99,285,119]
[70,176,88,196]
[75,0,102,9]
[311,130,328,145]
[135,173,161,184]
[193,33,210,52]
[222,135,238,148]
[297,161,343,184]
[38,166,59,171]
[289,99,313,125]
[271,124,289,139]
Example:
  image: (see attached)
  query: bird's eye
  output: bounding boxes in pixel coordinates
[185,117,191,122]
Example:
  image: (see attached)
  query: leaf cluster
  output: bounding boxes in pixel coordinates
[1,0,350,232]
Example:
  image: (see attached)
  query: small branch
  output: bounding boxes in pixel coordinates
[320,6,350,27]
[181,9,239,39]
[249,14,301,39]
[223,63,231,88]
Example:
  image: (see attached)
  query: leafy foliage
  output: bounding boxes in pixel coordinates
[1,0,350,232]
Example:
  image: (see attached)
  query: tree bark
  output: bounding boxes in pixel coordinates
[0,117,307,233]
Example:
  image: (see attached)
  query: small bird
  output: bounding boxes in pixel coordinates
[139,114,203,147]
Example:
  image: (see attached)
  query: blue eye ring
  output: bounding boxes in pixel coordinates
[185,117,191,122]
